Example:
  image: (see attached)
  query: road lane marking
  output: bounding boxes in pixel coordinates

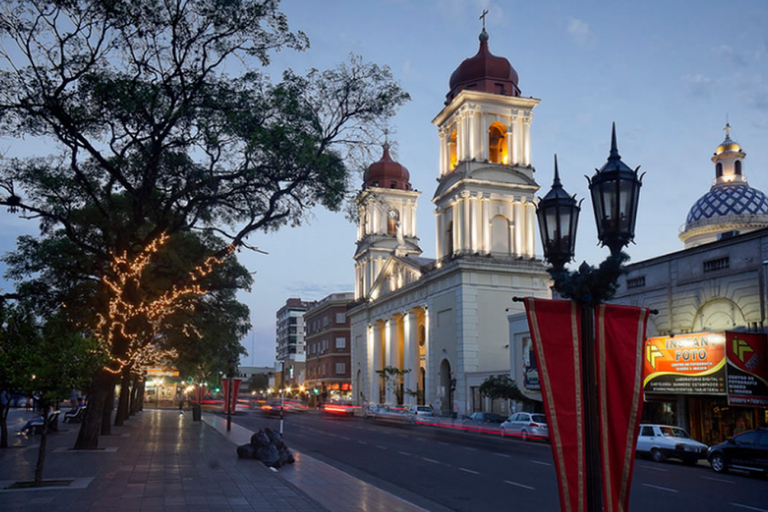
[459,467,479,475]
[422,457,440,464]
[464,447,477,451]
[357,440,367,445]
[531,460,551,466]
[730,504,768,512]
[341,436,350,440]
[398,434,408,438]
[642,484,678,493]
[638,465,668,472]
[376,445,387,450]
[399,451,412,456]
[701,476,732,483]
[494,453,511,458]
[505,480,535,490]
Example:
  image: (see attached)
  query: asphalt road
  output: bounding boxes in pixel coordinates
[234,411,768,512]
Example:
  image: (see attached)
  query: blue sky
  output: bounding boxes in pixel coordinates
[3,0,768,367]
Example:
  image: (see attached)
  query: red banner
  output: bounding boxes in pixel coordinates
[222,378,230,414]
[232,378,242,412]
[726,332,768,406]
[525,298,585,512]
[595,304,650,512]
[525,298,649,512]
[222,378,242,414]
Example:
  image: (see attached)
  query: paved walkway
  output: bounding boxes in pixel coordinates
[0,408,428,511]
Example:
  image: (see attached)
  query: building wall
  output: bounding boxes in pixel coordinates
[350,256,549,416]
[304,292,354,403]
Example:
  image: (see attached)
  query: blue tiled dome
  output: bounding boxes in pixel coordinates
[686,184,768,223]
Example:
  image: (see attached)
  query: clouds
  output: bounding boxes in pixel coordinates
[682,73,717,98]
[716,44,747,67]
[566,17,594,47]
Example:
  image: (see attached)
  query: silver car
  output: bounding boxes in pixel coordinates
[636,424,708,464]
[501,412,549,441]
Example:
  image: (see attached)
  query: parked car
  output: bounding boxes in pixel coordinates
[369,404,414,423]
[707,428,768,476]
[501,412,549,441]
[465,412,506,424]
[636,424,708,464]
[409,405,434,417]
[321,403,356,417]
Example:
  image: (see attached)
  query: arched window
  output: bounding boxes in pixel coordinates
[488,123,507,164]
[716,162,723,177]
[387,209,399,235]
[446,221,454,256]
[449,128,458,170]
[735,160,742,175]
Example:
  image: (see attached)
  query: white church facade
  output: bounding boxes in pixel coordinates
[348,26,550,417]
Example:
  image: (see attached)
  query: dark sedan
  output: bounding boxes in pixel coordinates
[707,427,768,476]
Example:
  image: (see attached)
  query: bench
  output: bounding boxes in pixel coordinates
[63,406,86,423]
[30,410,60,434]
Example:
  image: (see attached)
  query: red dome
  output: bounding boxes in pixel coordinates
[446,29,520,104]
[364,144,412,190]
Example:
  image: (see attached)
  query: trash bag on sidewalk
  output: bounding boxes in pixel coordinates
[238,427,294,467]
[237,444,257,459]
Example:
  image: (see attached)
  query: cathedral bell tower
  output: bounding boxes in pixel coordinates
[432,26,541,261]
[354,144,422,300]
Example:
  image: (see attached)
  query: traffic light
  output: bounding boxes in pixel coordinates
[313,388,319,395]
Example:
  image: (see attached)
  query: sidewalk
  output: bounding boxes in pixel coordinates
[0,408,427,511]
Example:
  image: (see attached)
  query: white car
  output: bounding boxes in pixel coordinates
[500,412,549,441]
[636,424,708,464]
[409,405,434,417]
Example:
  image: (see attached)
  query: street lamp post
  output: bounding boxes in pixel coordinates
[535,124,643,512]
[227,358,236,432]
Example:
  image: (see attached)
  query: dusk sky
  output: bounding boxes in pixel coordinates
[2,0,768,368]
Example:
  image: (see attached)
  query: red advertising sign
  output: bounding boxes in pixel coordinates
[726,332,768,407]
[643,332,726,395]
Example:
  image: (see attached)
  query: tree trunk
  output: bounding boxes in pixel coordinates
[138,380,146,412]
[114,368,131,426]
[34,407,49,486]
[0,400,9,449]
[75,369,113,449]
[101,378,115,435]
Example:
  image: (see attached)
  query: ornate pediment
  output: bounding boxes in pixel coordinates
[368,255,426,301]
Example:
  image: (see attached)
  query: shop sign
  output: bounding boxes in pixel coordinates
[522,336,540,392]
[726,332,768,407]
[643,332,726,395]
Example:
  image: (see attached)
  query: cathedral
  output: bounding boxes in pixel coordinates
[348,26,550,416]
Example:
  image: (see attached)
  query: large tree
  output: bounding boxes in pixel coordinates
[0,0,409,448]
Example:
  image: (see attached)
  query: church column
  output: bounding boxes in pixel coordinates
[483,195,491,254]
[422,306,430,406]
[481,111,489,162]
[470,194,479,252]
[505,126,514,166]
[514,200,523,256]
[523,114,533,166]
[462,192,471,252]
[509,115,518,166]
[369,322,381,404]
[468,108,477,162]
[386,316,401,404]
[438,127,447,176]
[525,201,536,257]
[404,309,418,406]
[455,113,464,163]
[453,200,460,254]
